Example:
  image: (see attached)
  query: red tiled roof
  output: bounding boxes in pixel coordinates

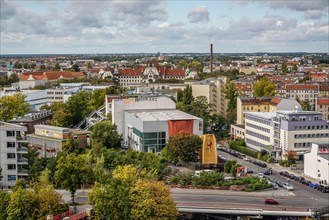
[320,84,329,91]
[285,84,319,90]
[270,97,282,105]
[20,71,85,81]
[317,98,329,105]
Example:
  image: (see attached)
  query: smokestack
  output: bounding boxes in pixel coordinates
[210,43,213,73]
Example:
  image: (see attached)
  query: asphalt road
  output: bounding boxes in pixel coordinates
[217,149,329,203]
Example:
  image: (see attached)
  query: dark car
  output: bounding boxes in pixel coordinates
[317,185,329,193]
[279,171,285,176]
[289,174,296,179]
[264,170,272,175]
[293,176,301,182]
[304,181,312,186]
[260,163,268,168]
[300,179,307,184]
[280,171,289,177]
[298,177,305,183]
[276,181,284,187]
[264,198,279,205]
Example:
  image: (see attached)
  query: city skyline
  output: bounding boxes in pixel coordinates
[0,0,328,54]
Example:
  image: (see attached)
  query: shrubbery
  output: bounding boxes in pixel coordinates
[167,171,271,191]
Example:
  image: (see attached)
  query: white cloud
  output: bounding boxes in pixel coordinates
[187,6,209,23]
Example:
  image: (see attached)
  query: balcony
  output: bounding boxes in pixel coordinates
[17,146,28,153]
[17,157,28,163]
[16,135,27,142]
[17,168,28,175]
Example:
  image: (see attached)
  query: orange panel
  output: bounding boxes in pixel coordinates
[168,120,193,137]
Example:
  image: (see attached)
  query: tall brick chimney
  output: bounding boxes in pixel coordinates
[210,43,213,73]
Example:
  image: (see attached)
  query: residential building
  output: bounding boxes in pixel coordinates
[304,143,329,183]
[19,71,85,89]
[191,77,228,116]
[316,98,329,121]
[112,96,203,153]
[0,122,28,188]
[236,97,301,125]
[27,125,89,157]
[285,84,319,109]
[9,110,53,133]
[244,110,329,160]
[319,84,329,97]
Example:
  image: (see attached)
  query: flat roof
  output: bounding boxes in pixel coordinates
[277,110,322,115]
[0,121,26,129]
[27,134,65,142]
[319,154,329,161]
[245,112,276,120]
[35,124,70,132]
[126,109,201,121]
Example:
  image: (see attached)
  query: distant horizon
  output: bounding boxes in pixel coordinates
[1,0,328,54]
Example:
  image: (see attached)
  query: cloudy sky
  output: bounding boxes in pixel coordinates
[0,0,328,54]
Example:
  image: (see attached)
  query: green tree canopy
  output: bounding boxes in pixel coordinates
[90,120,122,150]
[50,108,73,127]
[0,93,30,121]
[222,81,238,125]
[163,133,202,163]
[66,90,92,125]
[253,77,275,97]
[54,153,93,203]
[0,190,10,220]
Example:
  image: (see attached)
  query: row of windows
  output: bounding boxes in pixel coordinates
[246,138,269,149]
[246,122,270,133]
[286,90,317,93]
[293,125,329,130]
[246,130,270,142]
[245,115,271,126]
[294,133,329,139]
[294,142,312,148]
[243,105,267,111]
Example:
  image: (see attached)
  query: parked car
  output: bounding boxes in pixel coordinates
[293,176,301,182]
[289,174,296,179]
[260,163,268,168]
[309,183,319,189]
[247,168,254,174]
[283,183,294,191]
[317,185,329,193]
[276,181,284,187]
[280,171,289,177]
[264,198,279,205]
[299,177,305,183]
[264,170,272,175]
[304,181,312,186]
[258,173,265,178]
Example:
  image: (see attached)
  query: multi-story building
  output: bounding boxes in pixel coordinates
[0,122,28,188]
[285,84,319,109]
[236,97,301,125]
[9,110,53,133]
[316,98,329,121]
[112,96,203,153]
[27,125,89,157]
[304,143,329,183]
[319,84,329,97]
[191,77,228,116]
[244,110,329,160]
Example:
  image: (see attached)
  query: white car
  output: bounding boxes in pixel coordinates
[258,173,265,178]
[283,183,294,191]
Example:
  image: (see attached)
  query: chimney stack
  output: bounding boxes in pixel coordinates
[210,44,213,73]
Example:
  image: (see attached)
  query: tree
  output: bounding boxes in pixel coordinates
[27,148,44,182]
[87,62,92,69]
[130,180,178,220]
[284,150,297,165]
[66,90,92,125]
[6,184,39,220]
[185,96,214,133]
[50,108,73,127]
[0,190,10,220]
[90,120,122,150]
[221,81,238,125]
[7,73,19,85]
[88,89,106,111]
[71,64,80,72]
[253,77,275,97]
[0,93,30,121]
[164,133,202,163]
[210,113,226,138]
[182,85,193,105]
[55,153,93,204]
[54,63,60,71]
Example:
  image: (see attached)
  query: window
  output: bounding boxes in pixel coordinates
[8,175,16,181]
[7,153,15,159]
[7,142,15,148]
[8,164,16,170]
[6,131,15,137]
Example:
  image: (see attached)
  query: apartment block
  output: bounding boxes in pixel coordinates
[0,122,28,188]
[245,110,329,160]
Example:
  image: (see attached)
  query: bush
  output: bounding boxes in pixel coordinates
[192,172,224,186]
[229,140,258,158]
[167,172,193,186]
[224,160,237,173]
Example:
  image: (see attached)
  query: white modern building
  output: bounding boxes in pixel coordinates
[304,143,329,183]
[0,122,28,188]
[245,109,329,160]
[112,96,203,153]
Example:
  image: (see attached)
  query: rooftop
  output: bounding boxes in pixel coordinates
[0,121,26,128]
[245,112,276,120]
[126,109,201,121]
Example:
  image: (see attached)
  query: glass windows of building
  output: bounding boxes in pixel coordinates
[133,128,166,152]
[6,131,15,137]
[7,142,15,148]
